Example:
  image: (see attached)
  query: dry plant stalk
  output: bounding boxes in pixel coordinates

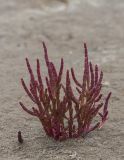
[19,42,111,141]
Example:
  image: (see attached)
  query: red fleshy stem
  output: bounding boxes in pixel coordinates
[95,65,98,85]
[19,102,37,116]
[21,78,35,103]
[26,58,35,83]
[42,41,49,66]
[37,59,44,90]
[71,68,82,88]
[104,92,112,113]
[89,62,94,88]
[57,58,64,84]
[20,42,111,141]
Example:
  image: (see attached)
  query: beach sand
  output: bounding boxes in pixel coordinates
[0,0,124,159]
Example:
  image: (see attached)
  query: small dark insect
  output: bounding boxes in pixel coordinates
[18,131,23,143]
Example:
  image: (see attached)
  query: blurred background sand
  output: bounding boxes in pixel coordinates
[0,0,124,159]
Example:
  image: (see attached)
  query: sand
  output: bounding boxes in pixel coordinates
[0,0,124,159]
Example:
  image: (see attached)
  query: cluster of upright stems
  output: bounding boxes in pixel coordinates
[19,42,111,141]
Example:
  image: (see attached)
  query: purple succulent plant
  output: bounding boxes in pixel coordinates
[19,42,111,141]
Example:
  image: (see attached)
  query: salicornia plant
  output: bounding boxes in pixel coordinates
[19,42,111,141]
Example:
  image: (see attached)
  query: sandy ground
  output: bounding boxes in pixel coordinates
[0,0,124,159]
